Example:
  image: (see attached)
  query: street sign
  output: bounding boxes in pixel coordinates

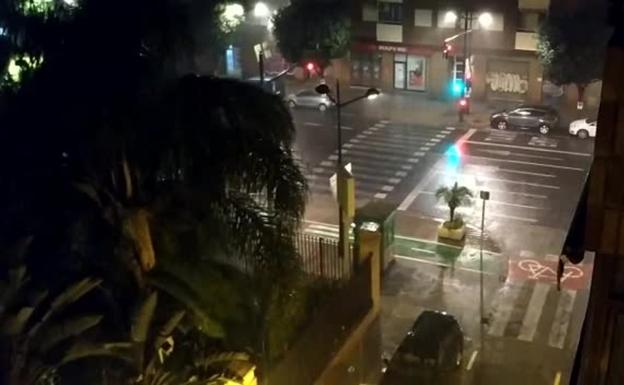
[329,163,351,198]
[254,42,271,62]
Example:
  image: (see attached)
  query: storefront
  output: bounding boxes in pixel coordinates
[350,42,434,92]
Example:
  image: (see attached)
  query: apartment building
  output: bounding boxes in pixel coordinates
[342,0,550,103]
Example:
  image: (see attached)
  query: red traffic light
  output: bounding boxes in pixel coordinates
[459,98,467,107]
[306,62,315,71]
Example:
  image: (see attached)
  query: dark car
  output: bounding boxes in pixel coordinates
[490,105,559,135]
[381,311,463,384]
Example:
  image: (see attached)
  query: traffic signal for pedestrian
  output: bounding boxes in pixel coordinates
[442,43,452,59]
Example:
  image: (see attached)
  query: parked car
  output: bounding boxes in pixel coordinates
[246,76,285,97]
[381,311,463,384]
[569,118,597,139]
[490,105,559,135]
[286,89,333,111]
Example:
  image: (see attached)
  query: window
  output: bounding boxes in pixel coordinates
[519,11,542,32]
[473,12,504,31]
[362,3,378,22]
[379,2,402,24]
[414,9,432,27]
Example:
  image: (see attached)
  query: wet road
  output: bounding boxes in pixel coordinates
[291,101,595,385]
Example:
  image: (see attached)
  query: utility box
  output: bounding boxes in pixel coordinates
[354,201,396,272]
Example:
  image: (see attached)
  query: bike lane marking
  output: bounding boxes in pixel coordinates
[508,258,591,290]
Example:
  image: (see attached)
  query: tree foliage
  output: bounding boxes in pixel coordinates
[435,182,472,225]
[273,0,350,66]
[537,5,611,99]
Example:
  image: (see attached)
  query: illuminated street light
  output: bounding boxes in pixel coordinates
[444,11,458,24]
[253,2,271,18]
[478,12,493,28]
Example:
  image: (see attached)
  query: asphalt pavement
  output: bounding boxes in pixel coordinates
[290,93,595,385]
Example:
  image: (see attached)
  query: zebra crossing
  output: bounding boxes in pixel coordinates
[304,120,456,201]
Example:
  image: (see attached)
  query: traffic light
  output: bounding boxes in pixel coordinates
[451,78,465,97]
[305,62,316,72]
[442,43,452,59]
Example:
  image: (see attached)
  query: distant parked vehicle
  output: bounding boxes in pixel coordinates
[568,118,597,139]
[381,310,463,384]
[490,105,559,135]
[246,76,285,97]
[286,89,333,111]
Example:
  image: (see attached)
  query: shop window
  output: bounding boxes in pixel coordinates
[362,2,378,22]
[351,53,382,86]
[414,9,433,27]
[519,11,542,32]
[379,2,402,24]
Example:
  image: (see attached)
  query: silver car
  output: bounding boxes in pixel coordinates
[287,89,333,111]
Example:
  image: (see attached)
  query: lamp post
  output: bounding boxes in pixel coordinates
[479,190,490,325]
[316,81,380,260]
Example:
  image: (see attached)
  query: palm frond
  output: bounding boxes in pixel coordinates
[131,292,158,344]
[35,314,103,353]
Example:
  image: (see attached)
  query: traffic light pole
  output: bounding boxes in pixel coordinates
[459,10,470,122]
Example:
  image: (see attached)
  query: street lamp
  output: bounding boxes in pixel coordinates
[315,81,380,260]
[478,12,493,28]
[444,11,458,24]
[253,1,271,18]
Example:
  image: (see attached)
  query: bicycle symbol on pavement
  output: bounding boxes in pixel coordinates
[518,259,584,282]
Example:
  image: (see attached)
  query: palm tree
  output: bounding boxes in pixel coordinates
[435,182,473,227]
[0,239,104,385]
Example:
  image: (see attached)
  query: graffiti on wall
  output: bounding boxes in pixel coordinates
[486,72,529,94]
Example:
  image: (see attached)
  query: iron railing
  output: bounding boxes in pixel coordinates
[294,232,353,281]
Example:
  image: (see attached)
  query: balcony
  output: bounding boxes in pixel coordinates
[515,31,538,51]
[518,0,550,11]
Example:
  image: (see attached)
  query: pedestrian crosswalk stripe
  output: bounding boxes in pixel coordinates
[435,134,446,138]
[369,126,379,131]
[419,147,429,151]
[518,283,550,341]
[312,167,324,173]
[381,185,394,192]
[548,289,577,349]
[350,138,431,149]
[407,158,420,163]
[401,165,413,170]
[412,151,426,156]
[321,160,333,167]
[429,138,441,143]
[343,148,412,163]
[346,141,430,155]
[395,171,408,177]
[375,193,387,199]
[488,284,525,337]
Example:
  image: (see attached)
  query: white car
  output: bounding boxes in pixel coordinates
[569,118,597,139]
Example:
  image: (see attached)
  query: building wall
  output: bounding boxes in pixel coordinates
[347,0,546,102]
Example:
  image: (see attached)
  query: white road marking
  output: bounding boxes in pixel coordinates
[341,126,354,131]
[347,139,428,152]
[328,154,338,160]
[381,185,395,192]
[394,255,495,275]
[398,129,478,211]
[498,168,556,178]
[412,151,426,157]
[374,192,387,199]
[356,134,366,139]
[466,155,585,171]
[388,178,401,184]
[342,148,412,162]
[475,148,565,161]
[435,134,446,138]
[303,122,322,127]
[518,283,551,341]
[429,138,441,143]
[418,191,543,210]
[369,126,379,131]
[466,350,479,371]
[401,165,413,170]
[419,147,429,151]
[407,158,420,163]
[395,171,408,177]
[343,143,354,148]
[465,140,592,157]
[548,289,577,349]
[312,167,325,173]
[488,284,524,337]
[434,171,560,189]
[380,120,391,124]
[490,212,539,223]
[320,160,333,167]
[447,127,456,130]
[411,247,435,255]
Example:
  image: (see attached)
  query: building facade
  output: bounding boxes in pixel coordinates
[342,0,550,103]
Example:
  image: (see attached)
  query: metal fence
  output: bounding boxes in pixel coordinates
[294,232,353,281]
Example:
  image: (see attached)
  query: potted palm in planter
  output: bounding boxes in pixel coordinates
[435,182,473,241]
